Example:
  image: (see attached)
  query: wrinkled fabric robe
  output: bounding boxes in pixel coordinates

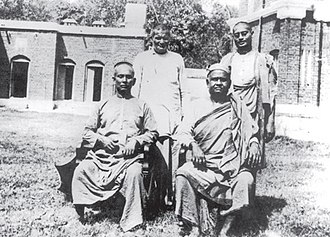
[175,94,259,233]
[220,50,277,167]
[72,95,158,231]
[133,49,190,205]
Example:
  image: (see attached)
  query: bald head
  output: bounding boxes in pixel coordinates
[233,21,252,33]
[113,61,134,77]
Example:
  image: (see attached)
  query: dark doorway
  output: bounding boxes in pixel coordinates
[57,65,74,100]
[85,65,103,102]
[10,61,29,98]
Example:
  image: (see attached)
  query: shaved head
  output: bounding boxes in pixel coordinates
[233,21,252,33]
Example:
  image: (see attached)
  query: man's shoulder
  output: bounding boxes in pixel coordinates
[129,96,150,108]
[134,50,152,61]
[220,52,235,66]
[167,50,183,58]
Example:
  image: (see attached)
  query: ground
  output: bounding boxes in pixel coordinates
[0,107,330,237]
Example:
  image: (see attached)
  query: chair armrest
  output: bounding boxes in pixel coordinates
[142,143,152,177]
[178,145,188,167]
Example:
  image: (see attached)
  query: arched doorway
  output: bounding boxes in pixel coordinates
[56,59,75,100]
[84,61,104,102]
[10,55,30,98]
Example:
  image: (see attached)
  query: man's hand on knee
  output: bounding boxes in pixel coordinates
[190,141,206,170]
[123,139,139,158]
[246,142,261,169]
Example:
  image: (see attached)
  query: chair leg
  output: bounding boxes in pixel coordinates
[74,204,85,222]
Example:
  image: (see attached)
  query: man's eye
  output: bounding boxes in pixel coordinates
[234,34,239,38]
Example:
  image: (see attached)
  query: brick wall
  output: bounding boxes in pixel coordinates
[57,34,144,102]
[256,15,321,105]
[0,30,57,100]
[298,20,319,105]
[320,23,330,107]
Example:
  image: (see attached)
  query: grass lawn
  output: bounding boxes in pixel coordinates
[0,108,330,237]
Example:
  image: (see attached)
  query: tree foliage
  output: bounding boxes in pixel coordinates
[0,0,53,21]
[0,0,235,68]
[145,0,232,68]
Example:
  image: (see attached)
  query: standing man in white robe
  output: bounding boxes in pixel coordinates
[133,24,190,208]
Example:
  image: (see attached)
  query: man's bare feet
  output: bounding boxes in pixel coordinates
[219,204,245,217]
[178,219,200,237]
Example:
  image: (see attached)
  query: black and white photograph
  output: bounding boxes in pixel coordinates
[0,0,329,236]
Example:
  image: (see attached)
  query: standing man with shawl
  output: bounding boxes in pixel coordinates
[133,24,190,207]
[71,62,158,232]
[220,21,277,167]
[175,64,260,236]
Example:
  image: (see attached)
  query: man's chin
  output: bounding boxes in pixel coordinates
[237,43,247,48]
[154,47,167,54]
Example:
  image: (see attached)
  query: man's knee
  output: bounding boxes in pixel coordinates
[237,171,254,187]
[126,162,143,178]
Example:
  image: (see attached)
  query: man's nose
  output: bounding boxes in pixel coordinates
[238,33,245,39]
[121,76,129,82]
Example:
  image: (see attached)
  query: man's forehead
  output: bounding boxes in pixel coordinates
[114,64,134,74]
[209,70,229,79]
[233,23,251,33]
[153,29,170,37]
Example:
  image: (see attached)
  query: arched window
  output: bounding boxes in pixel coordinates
[56,59,75,100]
[84,61,104,102]
[10,55,30,98]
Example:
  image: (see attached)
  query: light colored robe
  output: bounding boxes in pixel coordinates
[220,50,277,166]
[133,49,190,204]
[175,94,259,232]
[133,49,189,137]
[72,95,158,231]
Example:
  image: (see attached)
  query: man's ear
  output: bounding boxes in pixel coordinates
[206,78,210,86]
[132,78,136,86]
[251,30,254,36]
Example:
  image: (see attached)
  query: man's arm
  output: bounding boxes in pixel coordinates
[176,103,206,168]
[82,102,118,152]
[177,56,190,120]
[122,102,158,157]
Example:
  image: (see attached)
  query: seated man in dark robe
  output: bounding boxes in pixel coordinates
[71,61,158,232]
[175,63,261,237]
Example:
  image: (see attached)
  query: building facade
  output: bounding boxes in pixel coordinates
[229,0,330,107]
[0,3,146,110]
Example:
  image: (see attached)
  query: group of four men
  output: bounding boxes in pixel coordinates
[69,21,277,236]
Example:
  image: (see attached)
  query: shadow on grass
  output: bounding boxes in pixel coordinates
[230,195,287,236]
[83,196,125,225]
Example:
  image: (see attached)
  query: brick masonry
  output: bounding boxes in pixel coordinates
[236,0,330,107]
[0,30,57,100]
[0,26,144,103]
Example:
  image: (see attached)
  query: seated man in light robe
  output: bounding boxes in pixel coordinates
[175,63,261,237]
[71,62,158,232]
